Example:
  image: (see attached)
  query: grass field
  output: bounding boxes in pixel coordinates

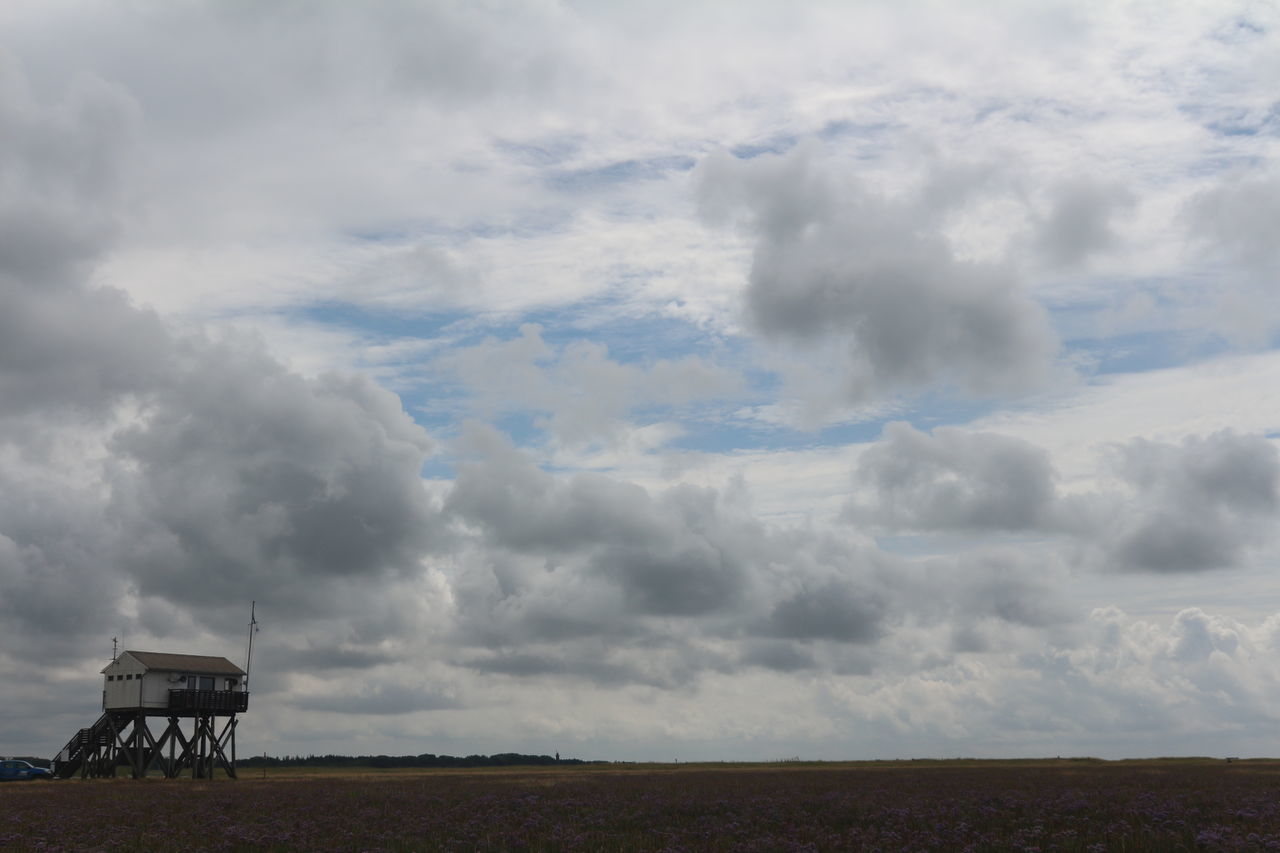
[4,760,1280,851]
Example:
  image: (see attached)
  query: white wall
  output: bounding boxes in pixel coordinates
[101,658,148,710]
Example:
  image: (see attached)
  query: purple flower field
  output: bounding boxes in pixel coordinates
[3,761,1280,851]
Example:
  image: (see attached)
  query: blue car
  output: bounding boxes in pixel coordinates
[0,759,52,781]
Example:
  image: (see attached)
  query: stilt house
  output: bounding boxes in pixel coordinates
[55,650,249,780]
[102,651,247,713]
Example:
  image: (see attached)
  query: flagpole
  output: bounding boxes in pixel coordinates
[245,601,258,692]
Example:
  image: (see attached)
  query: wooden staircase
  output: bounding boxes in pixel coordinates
[52,709,239,779]
[53,713,115,778]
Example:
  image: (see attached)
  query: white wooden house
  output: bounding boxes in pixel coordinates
[101,651,247,713]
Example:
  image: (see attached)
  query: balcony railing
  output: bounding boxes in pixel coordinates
[168,689,249,713]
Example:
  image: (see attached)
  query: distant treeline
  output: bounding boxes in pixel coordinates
[7,756,51,769]
[237,752,596,769]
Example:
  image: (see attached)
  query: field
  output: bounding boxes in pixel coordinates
[4,760,1280,851]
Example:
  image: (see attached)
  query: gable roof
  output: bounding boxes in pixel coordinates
[104,651,246,676]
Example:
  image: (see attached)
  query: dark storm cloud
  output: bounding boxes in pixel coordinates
[0,280,170,418]
[294,683,459,716]
[0,58,138,285]
[760,581,886,643]
[261,644,402,673]
[0,53,445,656]
[446,425,756,622]
[1105,431,1279,572]
[462,651,657,688]
[0,60,150,655]
[1,323,442,651]
[459,626,742,689]
[441,427,1070,688]
[739,640,816,673]
[0,490,121,646]
[695,143,1057,401]
[0,56,163,419]
[599,542,742,617]
[847,422,1057,532]
[109,343,442,607]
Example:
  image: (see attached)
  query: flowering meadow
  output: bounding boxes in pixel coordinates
[4,760,1280,851]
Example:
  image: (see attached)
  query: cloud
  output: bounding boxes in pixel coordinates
[109,339,442,608]
[446,325,744,450]
[1053,606,1280,736]
[440,425,1072,688]
[944,550,1072,631]
[759,580,886,643]
[445,424,756,628]
[266,644,402,673]
[0,52,446,663]
[1188,170,1280,278]
[830,604,1280,757]
[4,0,1279,762]
[0,52,139,285]
[0,280,171,420]
[1183,169,1280,345]
[1030,178,1136,269]
[0,509,121,650]
[0,53,162,422]
[0,59,152,656]
[294,682,459,716]
[0,321,445,653]
[1168,607,1241,663]
[1103,430,1279,572]
[461,650,673,689]
[696,142,1058,403]
[848,422,1280,574]
[847,421,1057,532]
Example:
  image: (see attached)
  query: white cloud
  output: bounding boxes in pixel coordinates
[848,422,1057,532]
[443,325,744,451]
[696,142,1059,403]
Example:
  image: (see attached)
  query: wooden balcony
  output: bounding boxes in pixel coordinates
[167,689,248,713]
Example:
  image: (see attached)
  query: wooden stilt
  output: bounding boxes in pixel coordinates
[133,711,145,778]
[168,717,177,778]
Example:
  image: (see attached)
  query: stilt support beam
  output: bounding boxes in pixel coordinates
[60,711,241,779]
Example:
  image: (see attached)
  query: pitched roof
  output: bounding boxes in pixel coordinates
[107,651,246,676]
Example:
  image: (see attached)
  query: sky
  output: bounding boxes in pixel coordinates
[2,1,1279,762]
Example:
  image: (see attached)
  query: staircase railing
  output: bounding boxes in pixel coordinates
[53,713,112,778]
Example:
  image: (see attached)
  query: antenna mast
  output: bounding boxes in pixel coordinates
[111,636,118,663]
[244,601,258,691]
